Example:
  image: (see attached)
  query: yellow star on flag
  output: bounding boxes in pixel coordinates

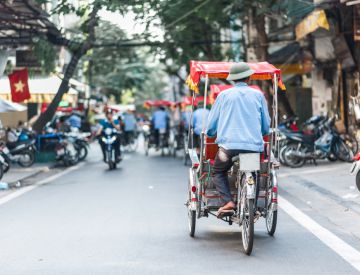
[14,80,25,93]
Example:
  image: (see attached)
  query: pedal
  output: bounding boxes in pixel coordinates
[254,210,261,222]
[216,209,235,218]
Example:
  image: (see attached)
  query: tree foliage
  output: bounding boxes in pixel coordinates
[131,0,280,70]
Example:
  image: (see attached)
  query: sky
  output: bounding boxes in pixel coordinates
[99,9,163,41]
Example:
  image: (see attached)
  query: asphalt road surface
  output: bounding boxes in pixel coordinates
[0,144,359,275]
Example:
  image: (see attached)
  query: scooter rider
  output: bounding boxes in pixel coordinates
[97,110,122,162]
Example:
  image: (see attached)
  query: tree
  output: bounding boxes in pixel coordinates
[32,1,137,133]
[84,20,154,102]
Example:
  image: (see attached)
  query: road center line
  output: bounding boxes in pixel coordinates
[0,162,85,206]
[279,195,360,272]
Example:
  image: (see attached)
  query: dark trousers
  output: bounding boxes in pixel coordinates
[124,131,134,145]
[212,147,257,205]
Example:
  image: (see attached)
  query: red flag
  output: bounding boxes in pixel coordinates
[8,68,31,103]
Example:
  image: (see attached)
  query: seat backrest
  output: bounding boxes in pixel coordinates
[204,136,218,160]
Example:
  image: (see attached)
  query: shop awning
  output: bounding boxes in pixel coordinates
[296,10,330,40]
[269,43,313,75]
[0,99,27,112]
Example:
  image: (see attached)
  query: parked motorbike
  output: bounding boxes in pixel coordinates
[350,153,360,192]
[101,128,121,170]
[0,139,36,168]
[0,151,7,180]
[67,132,91,161]
[55,134,79,167]
[281,117,353,168]
[278,115,326,164]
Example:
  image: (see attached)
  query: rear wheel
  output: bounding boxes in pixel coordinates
[188,209,196,237]
[188,180,196,237]
[283,143,306,168]
[77,144,88,161]
[18,150,35,167]
[333,139,353,162]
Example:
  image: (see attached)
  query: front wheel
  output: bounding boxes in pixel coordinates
[241,198,254,255]
[356,171,360,192]
[333,140,353,162]
[18,150,35,167]
[144,138,149,156]
[77,143,88,161]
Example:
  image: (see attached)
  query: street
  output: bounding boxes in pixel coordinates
[0,145,359,275]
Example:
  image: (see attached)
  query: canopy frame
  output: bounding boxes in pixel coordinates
[185,60,282,175]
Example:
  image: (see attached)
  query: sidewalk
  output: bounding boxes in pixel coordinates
[0,163,51,199]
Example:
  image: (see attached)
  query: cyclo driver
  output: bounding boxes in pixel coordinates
[206,62,271,213]
[97,110,122,162]
[151,106,170,149]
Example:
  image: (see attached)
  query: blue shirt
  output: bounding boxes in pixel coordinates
[151,110,169,130]
[181,111,191,129]
[193,108,210,135]
[206,83,270,152]
[123,113,137,131]
[67,115,81,129]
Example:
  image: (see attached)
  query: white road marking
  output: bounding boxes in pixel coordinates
[342,193,359,200]
[279,195,360,272]
[279,167,337,178]
[0,163,85,206]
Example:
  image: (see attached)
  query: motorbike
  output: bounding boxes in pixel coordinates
[350,153,360,192]
[278,115,326,164]
[101,128,121,170]
[1,139,36,168]
[282,117,353,168]
[55,134,79,167]
[67,132,91,161]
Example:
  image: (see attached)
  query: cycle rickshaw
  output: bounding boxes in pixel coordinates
[185,61,285,255]
[182,95,210,165]
[143,99,173,156]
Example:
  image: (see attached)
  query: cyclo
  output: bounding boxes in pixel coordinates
[143,100,173,156]
[185,61,285,255]
[181,96,210,165]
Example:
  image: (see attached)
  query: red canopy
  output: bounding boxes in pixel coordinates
[210,84,264,102]
[181,96,211,106]
[186,61,285,92]
[210,84,233,101]
[143,100,173,108]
